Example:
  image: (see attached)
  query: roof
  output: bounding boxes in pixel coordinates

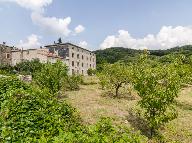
[11,48,47,52]
[45,42,94,54]
[0,44,13,49]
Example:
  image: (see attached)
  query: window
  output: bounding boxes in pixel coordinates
[82,70,84,75]
[82,55,84,60]
[77,70,79,74]
[87,57,88,61]
[82,63,84,67]
[6,53,10,59]
[72,61,74,67]
[90,57,91,62]
[77,62,79,67]
[72,53,74,58]
[77,54,79,59]
[90,64,91,68]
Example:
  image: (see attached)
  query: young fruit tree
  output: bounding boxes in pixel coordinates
[131,53,182,137]
[98,63,130,97]
[34,60,68,95]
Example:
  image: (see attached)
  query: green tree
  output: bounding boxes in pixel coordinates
[98,63,130,97]
[34,60,68,95]
[131,52,182,137]
[14,59,43,76]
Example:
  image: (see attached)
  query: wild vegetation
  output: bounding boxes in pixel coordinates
[94,45,192,65]
[0,47,192,142]
[96,50,192,141]
[0,60,146,142]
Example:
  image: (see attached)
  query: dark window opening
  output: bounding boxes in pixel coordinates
[6,53,10,59]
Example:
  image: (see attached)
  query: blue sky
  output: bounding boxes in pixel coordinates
[0,0,192,50]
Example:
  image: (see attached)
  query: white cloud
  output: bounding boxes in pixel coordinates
[1,0,85,37]
[74,25,85,34]
[79,41,88,48]
[31,12,71,36]
[100,26,192,50]
[1,0,52,12]
[17,34,41,49]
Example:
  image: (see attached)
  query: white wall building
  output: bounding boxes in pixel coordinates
[45,43,96,75]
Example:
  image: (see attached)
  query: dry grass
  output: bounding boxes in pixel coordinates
[64,77,192,142]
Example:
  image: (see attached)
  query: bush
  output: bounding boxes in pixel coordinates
[14,59,43,76]
[87,68,96,76]
[0,76,29,96]
[51,118,147,143]
[0,77,81,142]
[64,75,83,91]
[34,61,68,95]
[0,64,14,75]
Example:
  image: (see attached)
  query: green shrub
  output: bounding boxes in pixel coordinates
[51,118,147,143]
[87,68,96,76]
[34,61,68,95]
[0,64,14,75]
[0,76,29,96]
[0,81,81,142]
[14,59,43,76]
[64,75,83,91]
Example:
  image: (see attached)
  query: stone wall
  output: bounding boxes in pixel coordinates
[0,44,12,65]
[11,49,49,66]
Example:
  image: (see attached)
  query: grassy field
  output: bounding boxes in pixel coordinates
[64,77,192,142]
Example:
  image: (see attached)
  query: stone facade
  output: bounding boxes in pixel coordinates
[11,48,49,66]
[0,44,12,65]
[45,43,96,75]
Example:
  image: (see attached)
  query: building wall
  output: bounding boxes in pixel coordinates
[11,49,49,66]
[0,44,12,65]
[68,44,96,75]
[11,51,22,66]
[45,43,96,76]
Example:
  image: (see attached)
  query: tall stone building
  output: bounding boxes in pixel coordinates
[45,43,96,75]
[0,44,12,65]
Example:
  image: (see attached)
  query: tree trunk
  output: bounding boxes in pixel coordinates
[115,84,121,97]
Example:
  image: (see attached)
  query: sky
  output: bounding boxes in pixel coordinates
[0,0,192,51]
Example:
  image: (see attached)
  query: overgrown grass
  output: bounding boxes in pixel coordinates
[65,78,192,142]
